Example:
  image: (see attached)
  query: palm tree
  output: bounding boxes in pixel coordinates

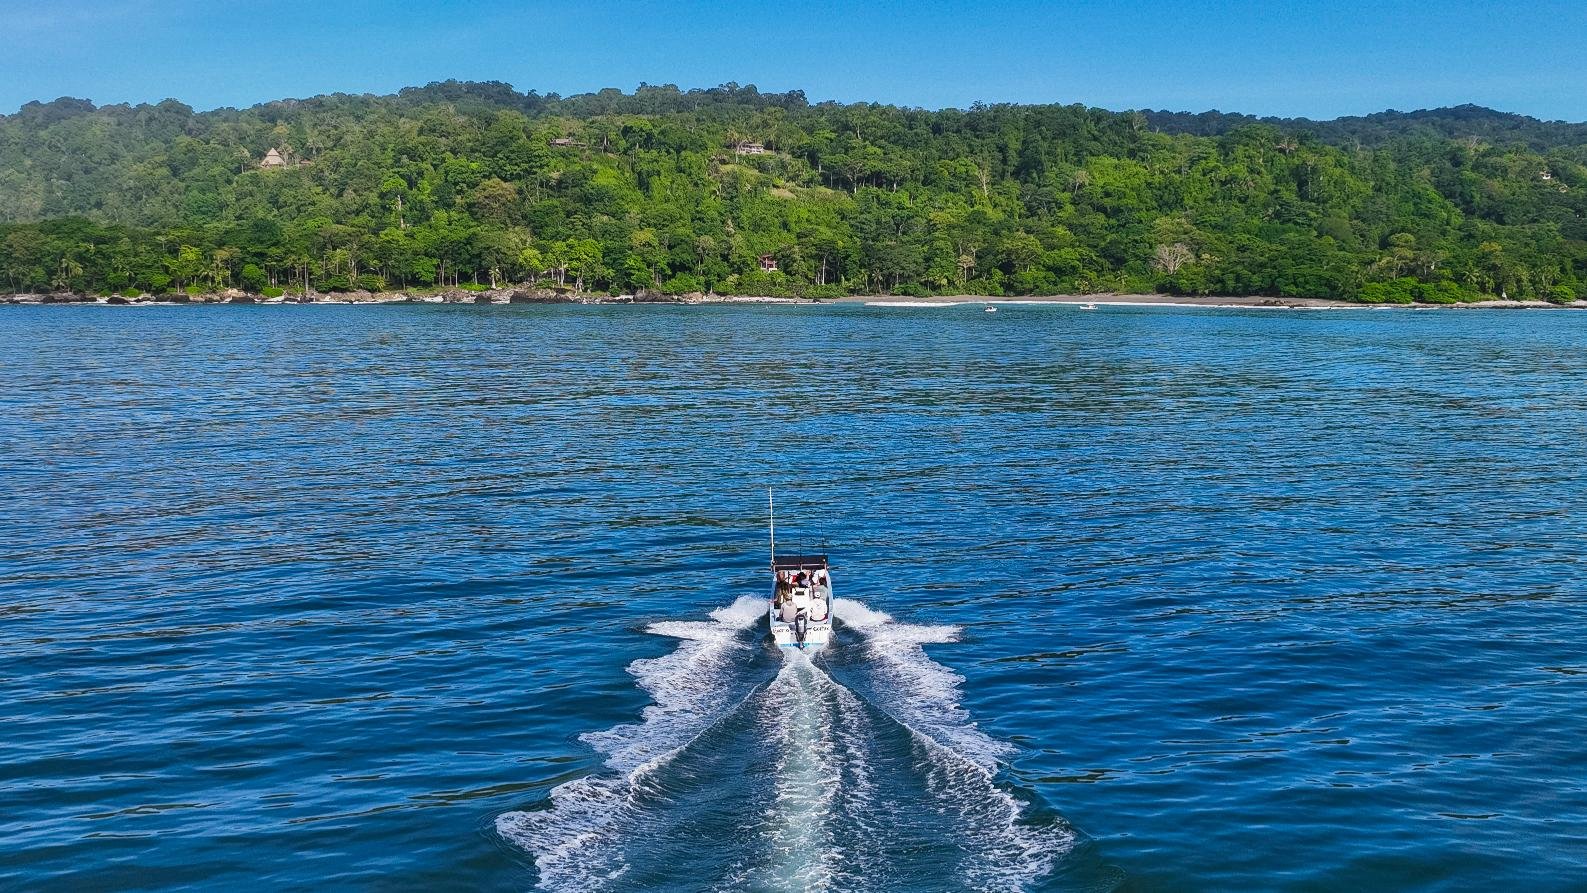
[957,251,977,284]
[694,235,716,275]
[52,255,84,291]
[209,247,238,290]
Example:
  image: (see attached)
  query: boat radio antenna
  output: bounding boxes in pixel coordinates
[768,488,776,567]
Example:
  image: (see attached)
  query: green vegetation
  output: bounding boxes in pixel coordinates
[2,83,1584,301]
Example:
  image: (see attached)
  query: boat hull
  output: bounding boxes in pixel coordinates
[769,554,834,650]
[769,617,832,650]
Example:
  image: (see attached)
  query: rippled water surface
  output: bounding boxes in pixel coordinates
[3,304,1586,892]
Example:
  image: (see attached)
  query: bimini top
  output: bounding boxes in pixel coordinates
[771,554,828,570]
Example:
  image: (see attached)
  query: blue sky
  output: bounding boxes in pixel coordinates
[3,0,1585,119]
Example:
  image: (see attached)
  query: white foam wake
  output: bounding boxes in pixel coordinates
[499,595,1070,892]
[833,598,1011,771]
[760,655,846,891]
[495,595,765,891]
[584,595,766,774]
[718,651,881,893]
[834,598,1073,891]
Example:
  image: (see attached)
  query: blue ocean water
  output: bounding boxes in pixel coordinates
[2,303,1585,892]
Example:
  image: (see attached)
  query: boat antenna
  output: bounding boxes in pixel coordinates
[768,488,776,567]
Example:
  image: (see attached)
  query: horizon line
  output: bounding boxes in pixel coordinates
[3,81,1584,128]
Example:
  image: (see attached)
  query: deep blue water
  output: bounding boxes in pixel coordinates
[3,303,1586,892]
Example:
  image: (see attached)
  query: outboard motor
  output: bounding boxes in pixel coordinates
[794,608,808,648]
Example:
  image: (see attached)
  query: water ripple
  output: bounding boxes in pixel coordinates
[3,304,1586,890]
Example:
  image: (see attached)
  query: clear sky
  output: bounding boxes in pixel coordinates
[3,0,1585,120]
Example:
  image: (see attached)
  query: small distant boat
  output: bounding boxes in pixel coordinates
[766,491,832,650]
[1080,302,1097,311]
[984,304,997,313]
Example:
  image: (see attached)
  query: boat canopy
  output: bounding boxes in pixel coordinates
[771,554,828,570]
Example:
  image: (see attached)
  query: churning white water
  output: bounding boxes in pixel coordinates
[495,596,765,889]
[496,598,1070,892]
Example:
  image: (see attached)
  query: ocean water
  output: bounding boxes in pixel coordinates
[2,303,1585,892]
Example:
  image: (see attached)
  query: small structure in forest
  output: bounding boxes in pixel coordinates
[260,148,288,169]
[759,254,779,272]
[548,137,585,148]
[734,141,767,156]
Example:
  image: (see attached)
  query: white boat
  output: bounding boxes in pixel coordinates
[984,304,997,313]
[765,491,833,650]
[1080,302,1097,311]
[769,554,833,650]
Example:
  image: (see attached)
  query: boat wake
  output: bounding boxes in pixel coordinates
[495,595,767,889]
[496,598,1072,892]
[832,598,1013,771]
[719,654,872,892]
[833,599,1071,891]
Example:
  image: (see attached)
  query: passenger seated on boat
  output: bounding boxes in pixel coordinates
[810,596,828,622]
[780,599,798,623]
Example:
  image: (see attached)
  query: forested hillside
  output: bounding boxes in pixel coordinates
[2,81,1585,301]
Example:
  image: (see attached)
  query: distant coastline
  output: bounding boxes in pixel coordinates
[3,289,1583,310]
[3,87,1583,313]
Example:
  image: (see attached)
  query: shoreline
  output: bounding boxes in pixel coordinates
[2,289,1581,311]
[835,293,1586,310]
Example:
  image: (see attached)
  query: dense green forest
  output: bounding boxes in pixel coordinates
[2,81,1585,302]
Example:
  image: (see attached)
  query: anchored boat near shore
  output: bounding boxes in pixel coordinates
[766,491,833,650]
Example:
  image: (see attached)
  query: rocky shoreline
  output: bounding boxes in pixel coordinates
[0,286,726,306]
[3,288,1584,310]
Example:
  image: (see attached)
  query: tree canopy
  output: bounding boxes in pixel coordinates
[2,82,1584,302]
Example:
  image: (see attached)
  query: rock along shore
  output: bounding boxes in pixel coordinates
[0,286,694,305]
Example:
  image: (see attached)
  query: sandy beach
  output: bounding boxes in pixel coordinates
[829,293,1585,310]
